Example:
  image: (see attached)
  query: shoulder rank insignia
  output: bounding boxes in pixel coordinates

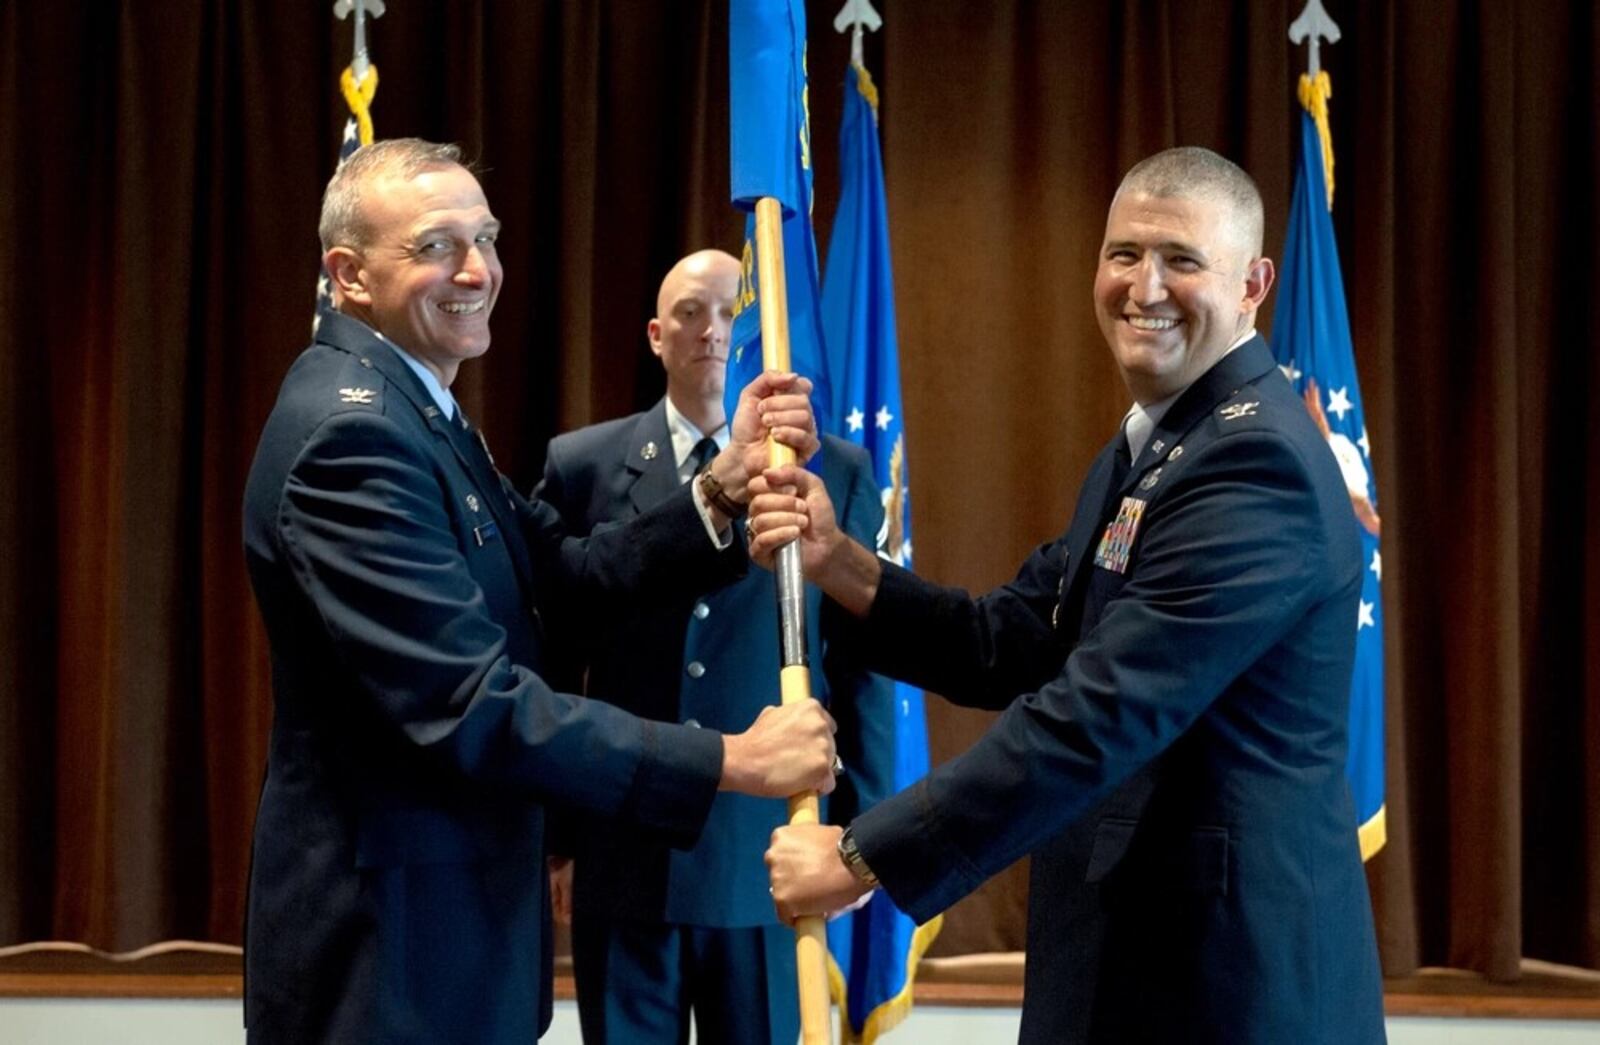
[1094,496,1146,574]
[339,387,376,405]
[1219,401,1259,421]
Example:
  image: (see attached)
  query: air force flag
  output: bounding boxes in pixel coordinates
[726,0,831,425]
[1270,71,1386,861]
[820,61,943,1043]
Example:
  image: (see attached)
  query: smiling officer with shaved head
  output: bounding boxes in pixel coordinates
[751,147,1386,1044]
[242,140,839,1045]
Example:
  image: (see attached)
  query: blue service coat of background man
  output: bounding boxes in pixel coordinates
[536,249,895,1045]
[241,138,840,1045]
[754,147,1387,1045]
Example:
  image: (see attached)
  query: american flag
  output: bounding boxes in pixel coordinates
[313,117,365,326]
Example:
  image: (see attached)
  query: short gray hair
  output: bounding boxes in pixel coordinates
[318,138,467,252]
[1117,147,1265,256]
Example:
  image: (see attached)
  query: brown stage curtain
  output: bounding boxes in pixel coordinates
[0,0,1595,982]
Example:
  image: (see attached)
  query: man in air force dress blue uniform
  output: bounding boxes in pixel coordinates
[242,140,837,1045]
[537,249,894,1044]
[756,148,1386,1045]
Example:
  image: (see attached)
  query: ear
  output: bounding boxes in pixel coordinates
[646,317,665,360]
[1241,256,1275,315]
[324,247,371,307]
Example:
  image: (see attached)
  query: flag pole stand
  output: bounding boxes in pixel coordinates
[754,195,832,1045]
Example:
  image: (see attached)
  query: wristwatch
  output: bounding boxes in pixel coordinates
[837,827,880,889]
[696,462,746,519]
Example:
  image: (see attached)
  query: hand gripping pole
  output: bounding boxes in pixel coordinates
[754,196,831,1045]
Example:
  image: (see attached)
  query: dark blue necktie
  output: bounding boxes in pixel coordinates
[686,435,718,483]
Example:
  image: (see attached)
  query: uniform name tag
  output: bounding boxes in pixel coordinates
[1093,497,1146,574]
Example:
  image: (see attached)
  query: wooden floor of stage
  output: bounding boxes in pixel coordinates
[3,941,1599,1020]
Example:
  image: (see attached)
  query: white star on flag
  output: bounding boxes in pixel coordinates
[875,404,894,431]
[1358,427,1371,457]
[1279,362,1303,382]
[1327,386,1353,421]
[846,406,865,433]
[1357,600,1375,629]
[1370,550,1381,582]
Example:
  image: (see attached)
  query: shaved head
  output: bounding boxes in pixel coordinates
[1094,147,1276,404]
[649,249,741,432]
[656,249,741,317]
[1116,146,1265,257]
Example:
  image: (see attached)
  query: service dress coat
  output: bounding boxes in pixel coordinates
[241,311,738,1045]
[838,337,1386,1044]
[537,407,894,928]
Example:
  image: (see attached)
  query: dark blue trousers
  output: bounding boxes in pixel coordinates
[571,915,799,1045]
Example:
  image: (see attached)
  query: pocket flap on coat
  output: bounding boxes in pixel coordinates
[1084,818,1231,895]
[1084,817,1139,883]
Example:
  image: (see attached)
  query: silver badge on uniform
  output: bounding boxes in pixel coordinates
[465,493,480,513]
[641,441,659,461]
[1138,467,1163,491]
[338,387,376,404]
[1219,401,1260,421]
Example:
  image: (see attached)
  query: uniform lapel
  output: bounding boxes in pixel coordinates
[625,401,682,515]
[1127,335,1280,484]
[318,310,537,600]
[447,415,538,599]
[1058,336,1279,620]
[1058,441,1128,613]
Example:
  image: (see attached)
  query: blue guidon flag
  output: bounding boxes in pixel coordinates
[819,60,944,1043]
[725,0,832,426]
[1270,70,1386,861]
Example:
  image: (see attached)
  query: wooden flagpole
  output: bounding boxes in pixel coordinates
[753,196,832,1045]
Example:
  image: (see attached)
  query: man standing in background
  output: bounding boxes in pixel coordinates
[539,249,894,1045]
